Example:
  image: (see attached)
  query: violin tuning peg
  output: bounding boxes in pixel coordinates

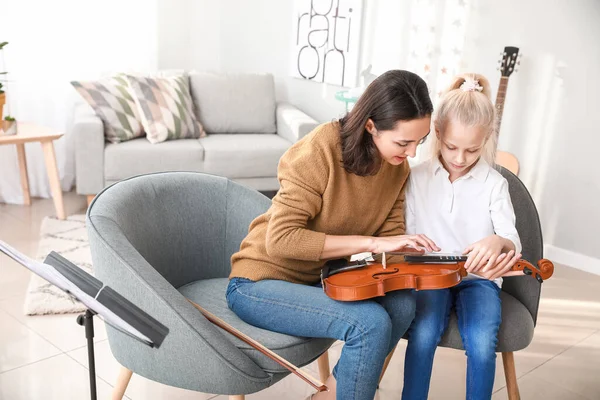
[536,275,544,283]
[523,267,532,275]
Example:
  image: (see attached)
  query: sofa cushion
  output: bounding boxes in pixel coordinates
[189,72,276,134]
[126,74,206,144]
[179,278,334,373]
[200,134,291,179]
[104,138,204,181]
[71,75,144,144]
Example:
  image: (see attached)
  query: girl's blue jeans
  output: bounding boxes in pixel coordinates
[402,279,502,400]
[226,277,417,400]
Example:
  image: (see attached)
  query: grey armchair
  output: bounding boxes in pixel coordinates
[440,166,544,399]
[86,172,334,399]
[380,166,546,399]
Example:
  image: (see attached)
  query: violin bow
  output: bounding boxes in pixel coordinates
[187,299,328,392]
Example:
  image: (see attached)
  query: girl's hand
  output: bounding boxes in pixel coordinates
[476,251,522,280]
[373,234,440,254]
[462,235,506,273]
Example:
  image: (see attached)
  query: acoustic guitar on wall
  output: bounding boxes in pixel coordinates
[495,46,521,175]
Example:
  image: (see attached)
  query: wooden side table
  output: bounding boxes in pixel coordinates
[0,122,66,219]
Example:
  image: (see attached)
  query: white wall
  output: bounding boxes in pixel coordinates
[188,0,223,72]
[143,0,600,265]
[214,0,348,121]
[158,0,417,121]
[157,0,191,70]
[0,0,159,203]
[460,0,600,262]
[157,0,223,71]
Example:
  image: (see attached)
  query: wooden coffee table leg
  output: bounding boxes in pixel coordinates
[15,143,31,206]
[41,141,66,220]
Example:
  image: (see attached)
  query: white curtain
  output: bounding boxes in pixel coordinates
[0,0,159,203]
[358,0,472,164]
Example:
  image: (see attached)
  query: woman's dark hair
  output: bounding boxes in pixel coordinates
[339,70,433,176]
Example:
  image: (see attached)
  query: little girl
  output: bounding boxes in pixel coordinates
[401,73,523,400]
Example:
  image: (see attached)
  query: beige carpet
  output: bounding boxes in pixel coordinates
[23,214,92,315]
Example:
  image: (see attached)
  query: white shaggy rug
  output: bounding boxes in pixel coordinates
[23,214,93,315]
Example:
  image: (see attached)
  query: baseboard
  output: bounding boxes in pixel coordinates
[544,244,600,276]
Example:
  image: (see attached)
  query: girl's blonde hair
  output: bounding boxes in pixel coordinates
[430,73,497,164]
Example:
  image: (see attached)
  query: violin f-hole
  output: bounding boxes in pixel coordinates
[372,268,400,279]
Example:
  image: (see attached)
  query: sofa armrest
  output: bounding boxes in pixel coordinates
[73,104,105,195]
[276,103,319,143]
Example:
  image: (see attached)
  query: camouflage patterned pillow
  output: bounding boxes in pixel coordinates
[71,75,144,143]
[126,74,206,144]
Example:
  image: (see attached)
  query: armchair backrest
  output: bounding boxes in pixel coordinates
[88,172,271,289]
[499,167,544,325]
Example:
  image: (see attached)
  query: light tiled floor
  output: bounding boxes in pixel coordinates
[1,192,599,399]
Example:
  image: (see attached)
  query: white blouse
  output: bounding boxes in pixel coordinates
[406,157,522,285]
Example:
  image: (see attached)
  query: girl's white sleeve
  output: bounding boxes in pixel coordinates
[405,176,417,235]
[490,178,522,253]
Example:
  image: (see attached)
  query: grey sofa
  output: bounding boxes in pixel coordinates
[73,72,319,198]
[87,171,334,398]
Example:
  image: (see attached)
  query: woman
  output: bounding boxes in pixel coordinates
[227,70,437,400]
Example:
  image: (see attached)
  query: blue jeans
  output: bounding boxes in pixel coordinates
[226,277,417,400]
[402,279,502,400]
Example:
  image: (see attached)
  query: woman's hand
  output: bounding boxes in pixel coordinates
[475,250,522,280]
[462,234,507,273]
[372,234,440,254]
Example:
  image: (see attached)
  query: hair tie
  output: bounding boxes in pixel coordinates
[460,79,483,92]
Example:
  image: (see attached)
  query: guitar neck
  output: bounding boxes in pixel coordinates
[495,77,509,136]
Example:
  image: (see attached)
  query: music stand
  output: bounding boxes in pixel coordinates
[0,240,169,400]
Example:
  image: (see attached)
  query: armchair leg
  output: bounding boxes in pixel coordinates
[229,396,245,400]
[378,346,397,385]
[317,351,331,382]
[502,352,520,400]
[112,366,133,400]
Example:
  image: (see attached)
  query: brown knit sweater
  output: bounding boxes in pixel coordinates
[230,122,411,284]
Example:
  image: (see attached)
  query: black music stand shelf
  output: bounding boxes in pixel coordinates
[0,241,169,400]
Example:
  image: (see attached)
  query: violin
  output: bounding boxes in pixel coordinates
[321,255,554,302]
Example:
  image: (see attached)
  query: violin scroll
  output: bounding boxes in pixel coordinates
[537,259,555,280]
[511,258,554,283]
